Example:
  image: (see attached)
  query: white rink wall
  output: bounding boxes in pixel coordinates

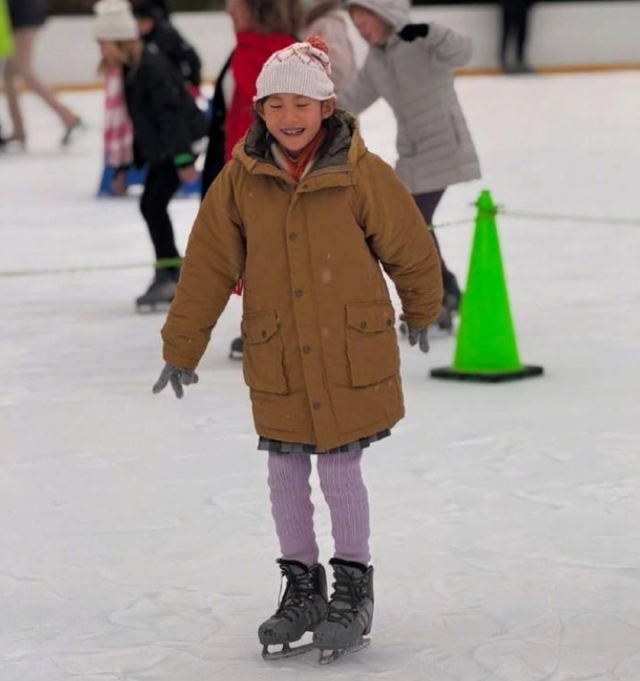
[31,1,640,86]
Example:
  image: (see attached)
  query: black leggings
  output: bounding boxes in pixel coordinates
[140,161,182,262]
[500,1,534,65]
[412,189,459,297]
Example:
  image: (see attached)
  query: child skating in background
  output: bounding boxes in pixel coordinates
[341,0,482,330]
[152,38,442,663]
[302,0,357,94]
[93,0,207,312]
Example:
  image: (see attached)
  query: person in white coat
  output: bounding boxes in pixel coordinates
[340,0,481,327]
[303,0,356,94]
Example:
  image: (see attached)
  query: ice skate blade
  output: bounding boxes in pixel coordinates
[135,301,172,314]
[317,637,370,665]
[261,642,315,661]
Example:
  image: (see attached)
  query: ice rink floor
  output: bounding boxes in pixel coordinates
[2,72,640,681]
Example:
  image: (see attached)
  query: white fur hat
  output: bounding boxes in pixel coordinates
[254,37,335,102]
[93,0,138,42]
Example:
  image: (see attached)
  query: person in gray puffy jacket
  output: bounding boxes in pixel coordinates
[340,0,481,325]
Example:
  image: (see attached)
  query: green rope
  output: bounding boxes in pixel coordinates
[0,257,183,279]
[1,207,639,279]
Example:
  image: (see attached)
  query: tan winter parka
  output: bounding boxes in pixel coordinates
[161,112,442,451]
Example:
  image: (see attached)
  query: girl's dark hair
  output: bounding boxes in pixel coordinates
[245,0,302,36]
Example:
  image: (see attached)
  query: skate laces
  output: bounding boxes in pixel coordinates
[326,566,368,627]
[275,565,316,623]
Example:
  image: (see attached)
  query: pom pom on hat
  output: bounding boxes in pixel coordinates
[254,36,335,102]
[307,35,329,55]
[93,0,139,42]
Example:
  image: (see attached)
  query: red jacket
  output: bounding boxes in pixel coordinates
[224,31,296,161]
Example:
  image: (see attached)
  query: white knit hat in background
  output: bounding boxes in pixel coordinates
[93,0,139,42]
[254,37,336,102]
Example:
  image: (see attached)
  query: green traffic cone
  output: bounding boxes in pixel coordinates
[431,190,543,383]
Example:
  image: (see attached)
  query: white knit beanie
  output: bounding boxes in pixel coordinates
[254,37,335,102]
[93,0,139,42]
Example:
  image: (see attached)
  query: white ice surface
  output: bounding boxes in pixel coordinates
[1,73,640,681]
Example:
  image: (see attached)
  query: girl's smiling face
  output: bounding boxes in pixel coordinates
[259,94,335,157]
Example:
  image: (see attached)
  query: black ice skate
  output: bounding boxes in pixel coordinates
[313,558,374,665]
[259,559,328,661]
[229,336,243,360]
[438,272,462,333]
[135,268,178,313]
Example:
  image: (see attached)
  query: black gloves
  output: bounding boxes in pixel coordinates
[397,23,430,42]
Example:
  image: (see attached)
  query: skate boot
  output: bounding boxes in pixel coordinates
[313,558,374,665]
[135,268,178,313]
[229,336,244,360]
[437,272,462,333]
[259,559,328,661]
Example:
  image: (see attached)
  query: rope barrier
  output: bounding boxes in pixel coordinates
[1,208,638,278]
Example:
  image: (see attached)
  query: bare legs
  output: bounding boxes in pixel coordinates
[3,27,80,143]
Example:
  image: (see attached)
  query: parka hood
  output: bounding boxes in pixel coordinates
[234,109,366,177]
[344,0,411,31]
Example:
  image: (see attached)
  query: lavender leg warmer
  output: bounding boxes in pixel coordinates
[317,450,371,566]
[267,450,371,567]
[267,453,319,568]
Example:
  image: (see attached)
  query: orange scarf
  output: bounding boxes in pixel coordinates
[275,127,328,182]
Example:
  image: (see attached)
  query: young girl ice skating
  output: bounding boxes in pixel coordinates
[153,37,442,663]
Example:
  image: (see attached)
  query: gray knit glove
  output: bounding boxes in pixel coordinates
[400,314,430,353]
[408,326,430,353]
[152,362,199,398]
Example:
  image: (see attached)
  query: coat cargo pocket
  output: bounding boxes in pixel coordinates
[346,301,400,387]
[241,310,288,394]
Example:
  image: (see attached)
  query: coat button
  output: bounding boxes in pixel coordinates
[294,289,303,298]
[360,321,368,330]
[289,232,298,241]
[313,401,321,411]
[387,319,393,327]
[261,330,267,339]
[303,345,311,354]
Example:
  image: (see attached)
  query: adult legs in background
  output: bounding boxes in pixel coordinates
[499,1,515,71]
[516,2,534,70]
[140,161,182,264]
[413,189,461,311]
[267,453,319,568]
[3,28,81,144]
[499,1,533,73]
[317,450,371,566]
[136,161,182,309]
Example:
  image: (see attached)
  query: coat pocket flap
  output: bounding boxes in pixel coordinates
[241,310,279,345]
[346,301,396,333]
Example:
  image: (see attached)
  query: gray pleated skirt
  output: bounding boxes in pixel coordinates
[258,429,391,455]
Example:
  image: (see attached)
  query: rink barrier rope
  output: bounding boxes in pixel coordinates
[2,210,639,278]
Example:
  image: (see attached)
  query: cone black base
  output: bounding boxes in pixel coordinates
[430,365,544,383]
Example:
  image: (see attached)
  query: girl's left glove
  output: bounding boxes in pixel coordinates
[152,362,199,398]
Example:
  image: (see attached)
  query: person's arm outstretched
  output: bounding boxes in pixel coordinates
[399,22,472,68]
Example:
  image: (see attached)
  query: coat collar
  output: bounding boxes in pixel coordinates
[233,110,365,190]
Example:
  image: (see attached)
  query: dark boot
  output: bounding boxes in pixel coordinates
[259,559,328,660]
[229,336,244,360]
[135,267,178,312]
[313,558,374,661]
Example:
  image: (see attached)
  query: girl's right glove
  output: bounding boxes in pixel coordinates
[152,362,199,398]
[400,314,430,353]
[407,326,430,354]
